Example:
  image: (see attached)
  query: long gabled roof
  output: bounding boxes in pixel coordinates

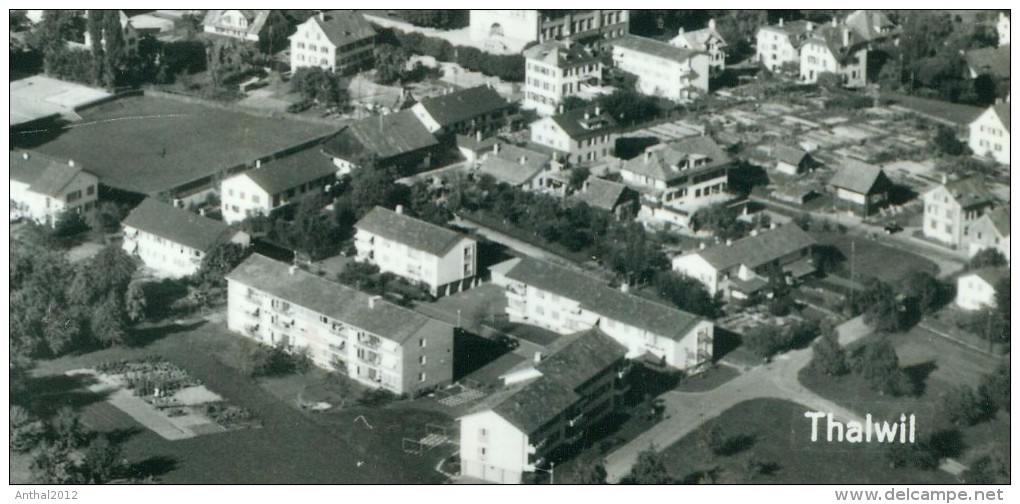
[574,176,635,211]
[523,39,599,68]
[622,137,731,183]
[122,198,236,252]
[965,45,1010,80]
[503,257,704,340]
[479,329,627,434]
[992,102,1010,133]
[354,206,468,256]
[303,10,376,48]
[10,150,93,197]
[612,35,705,65]
[226,254,447,344]
[981,205,1011,237]
[239,149,338,195]
[416,86,511,127]
[322,109,439,161]
[828,160,892,195]
[929,177,999,209]
[689,224,817,271]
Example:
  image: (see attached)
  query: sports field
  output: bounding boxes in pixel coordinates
[20,95,337,195]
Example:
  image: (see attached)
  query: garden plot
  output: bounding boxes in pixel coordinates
[68,357,261,441]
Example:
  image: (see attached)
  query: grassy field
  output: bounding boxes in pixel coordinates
[812,232,939,283]
[656,398,957,484]
[26,320,451,484]
[19,95,336,194]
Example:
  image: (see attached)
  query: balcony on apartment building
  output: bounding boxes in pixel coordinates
[245,307,260,318]
[357,333,382,349]
[357,350,382,366]
[243,323,260,335]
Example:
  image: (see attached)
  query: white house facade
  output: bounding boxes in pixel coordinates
[523,40,602,117]
[968,103,1010,166]
[289,11,376,73]
[10,150,98,227]
[955,269,1007,311]
[611,35,710,102]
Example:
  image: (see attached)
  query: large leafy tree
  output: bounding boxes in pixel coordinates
[653,271,720,319]
[194,243,252,289]
[626,448,674,484]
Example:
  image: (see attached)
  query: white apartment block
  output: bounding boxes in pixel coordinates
[799,25,868,87]
[459,329,628,484]
[220,150,338,225]
[469,10,628,54]
[492,257,713,372]
[226,254,454,395]
[122,198,250,279]
[523,40,602,117]
[290,10,376,74]
[10,150,98,227]
[756,19,815,72]
[922,178,999,250]
[968,103,1010,166]
[354,206,477,297]
[530,107,619,165]
[611,35,710,102]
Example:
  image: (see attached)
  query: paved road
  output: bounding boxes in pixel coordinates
[602,316,963,482]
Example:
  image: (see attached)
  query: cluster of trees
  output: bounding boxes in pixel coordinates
[846,272,954,333]
[744,318,822,360]
[290,67,348,106]
[12,407,129,484]
[378,28,525,82]
[248,341,313,378]
[691,203,769,242]
[373,44,443,85]
[813,333,914,396]
[392,10,468,30]
[335,262,433,306]
[11,243,138,358]
[652,271,722,318]
[562,72,670,127]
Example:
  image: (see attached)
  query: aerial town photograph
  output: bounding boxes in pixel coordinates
[7,7,1011,491]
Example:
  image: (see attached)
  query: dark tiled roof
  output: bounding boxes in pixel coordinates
[417,86,510,127]
[672,26,727,51]
[523,40,598,67]
[504,257,704,340]
[309,10,376,48]
[322,110,439,161]
[123,198,236,252]
[935,178,998,209]
[226,254,446,344]
[10,150,91,197]
[828,160,892,195]
[574,176,635,211]
[241,149,337,195]
[548,107,619,141]
[983,205,1010,236]
[965,45,1010,79]
[843,10,900,42]
[772,144,809,166]
[691,224,817,271]
[355,206,468,256]
[488,329,626,434]
[612,35,705,65]
[477,157,544,186]
[622,141,729,183]
[992,102,1010,133]
[971,267,1010,287]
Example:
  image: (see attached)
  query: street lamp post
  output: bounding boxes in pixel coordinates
[533,462,556,484]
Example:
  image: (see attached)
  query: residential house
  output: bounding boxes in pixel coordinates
[10,150,98,227]
[842,10,900,43]
[921,177,999,249]
[955,268,1008,311]
[226,254,454,395]
[530,106,619,165]
[122,198,250,278]
[611,35,710,101]
[798,19,868,87]
[827,160,894,216]
[572,176,639,218]
[672,224,817,300]
[965,205,1010,264]
[967,103,1010,166]
[753,143,818,176]
[322,109,441,174]
[469,10,629,54]
[621,136,731,229]
[457,132,500,164]
[289,10,376,74]
[354,206,477,297]
[964,45,1010,81]
[756,19,816,72]
[220,149,338,225]
[83,10,140,56]
[410,85,514,137]
[458,328,629,484]
[476,143,553,190]
[492,256,714,372]
[669,19,727,74]
[202,10,290,49]
[998,12,1010,46]
[523,40,603,116]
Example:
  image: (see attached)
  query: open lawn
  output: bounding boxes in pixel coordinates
[656,398,957,484]
[26,319,450,483]
[18,95,337,195]
[812,232,938,283]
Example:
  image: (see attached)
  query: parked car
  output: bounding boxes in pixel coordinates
[884,222,903,234]
[495,334,519,350]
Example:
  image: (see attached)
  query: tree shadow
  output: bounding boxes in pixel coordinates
[106,426,145,446]
[902,360,938,397]
[128,320,206,348]
[679,466,722,484]
[711,327,743,361]
[123,455,179,481]
[718,434,757,457]
[760,461,781,476]
[20,374,113,417]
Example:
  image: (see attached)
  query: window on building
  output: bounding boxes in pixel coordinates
[419,355,426,365]
[419,372,426,382]
[419,338,426,348]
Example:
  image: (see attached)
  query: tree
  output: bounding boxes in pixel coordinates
[849,338,909,396]
[961,445,1010,484]
[967,248,1008,270]
[744,324,785,360]
[84,201,128,233]
[978,361,1009,413]
[10,405,46,453]
[859,279,905,332]
[941,385,993,427]
[567,166,591,192]
[626,448,674,484]
[290,66,347,106]
[89,292,127,347]
[81,435,121,484]
[194,243,252,289]
[124,280,147,323]
[85,10,106,85]
[690,203,748,241]
[575,462,608,484]
[932,126,966,156]
[653,271,720,319]
[374,44,409,85]
[900,270,953,323]
[101,9,127,89]
[810,328,849,376]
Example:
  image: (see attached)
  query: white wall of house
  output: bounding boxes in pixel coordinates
[968,107,1010,165]
[799,41,867,87]
[410,102,444,133]
[524,56,602,116]
[290,20,336,71]
[123,229,204,278]
[955,275,999,311]
[756,26,800,71]
[921,186,990,249]
[530,117,617,165]
[835,187,867,206]
[611,46,709,101]
[998,13,1010,46]
[672,253,720,295]
[204,10,260,41]
[355,230,476,297]
[459,411,530,484]
[965,215,1010,264]
[221,174,272,224]
[10,170,98,227]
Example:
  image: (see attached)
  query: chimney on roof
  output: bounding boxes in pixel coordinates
[708,19,716,31]
[558,104,565,115]
[778,18,784,27]
[493,143,501,155]
[22,152,28,160]
[519,156,527,165]
[395,204,404,215]
[699,241,706,250]
[319,11,325,21]
[595,106,601,115]
[534,351,543,364]
[620,282,630,293]
[476,130,483,142]
[842,28,850,47]
[644,150,653,162]
[68,159,75,167]
[750,229,758,237]
[584,111,591,120]
[256,159,261,169]
[289,264,297,275]
[369,295,382,309]
[770,221,777,230]
[199,208,207,217]
[677,27,685,36]
[941,173,948,185]
[726,239,733,246]
[806,21,814,32]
